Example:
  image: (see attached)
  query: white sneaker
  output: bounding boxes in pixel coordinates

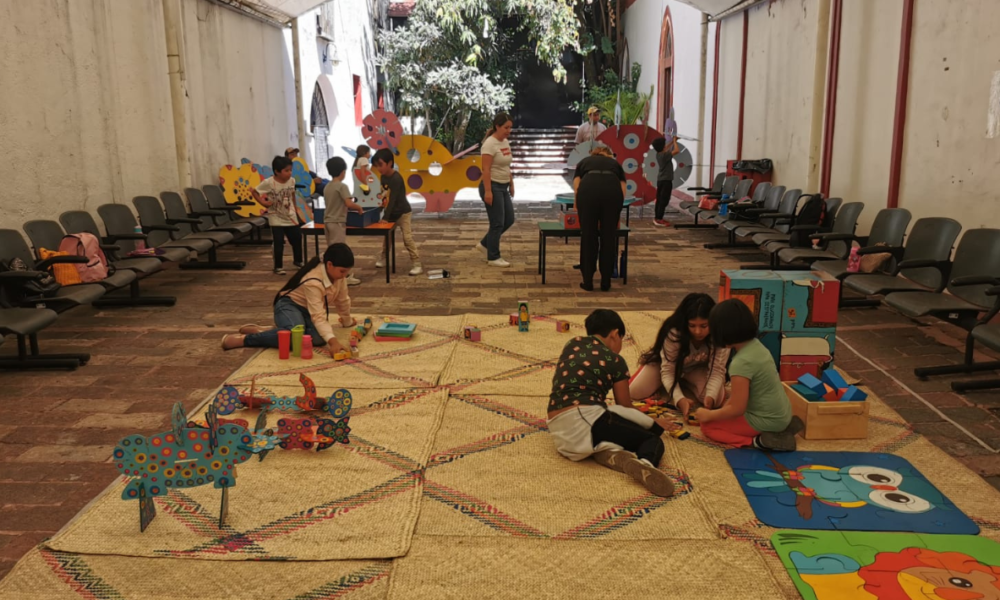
[408,263,423,276]
[346,275,361,286]
[474,242,487,257]
[487,258,510,267]
[375,257,385,268]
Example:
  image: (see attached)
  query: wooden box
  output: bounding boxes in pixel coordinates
[783,382,869,440]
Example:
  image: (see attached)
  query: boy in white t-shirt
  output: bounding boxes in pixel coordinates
[253,156,303,275]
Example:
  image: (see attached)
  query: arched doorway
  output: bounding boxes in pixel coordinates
[657,7,675,131]
[310,83,330,176]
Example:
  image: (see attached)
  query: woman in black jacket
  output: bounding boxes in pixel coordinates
[572,147,627,291]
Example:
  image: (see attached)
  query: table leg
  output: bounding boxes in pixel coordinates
[384,231,390,284]
[623,232,629,285]
[541,234,547,285]
[314,232,320,258]
[626,206,631,227]
[302,231,309,261]
[391,228,396,274]
[537,231,542,275]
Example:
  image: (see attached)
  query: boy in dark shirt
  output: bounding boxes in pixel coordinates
[372,149,422,276]
[548,309,675,497]
[652,137,680,227]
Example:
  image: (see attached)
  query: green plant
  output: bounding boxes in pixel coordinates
[571,63,652,126]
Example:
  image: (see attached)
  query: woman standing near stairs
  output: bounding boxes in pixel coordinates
[476,112,516,268]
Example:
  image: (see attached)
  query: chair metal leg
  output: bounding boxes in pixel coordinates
[952,378,1000,393]
[93,280,177,308]
[0,334,87,370]
[178,247,246,270]
[915,332,1000,379]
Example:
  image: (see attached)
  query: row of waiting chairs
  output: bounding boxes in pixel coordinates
[0,186,267,371]
[677,173,1000,393]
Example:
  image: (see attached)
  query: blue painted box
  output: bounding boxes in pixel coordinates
[776,271,840,332]
[346,207,383,228]
[719,270,784,332]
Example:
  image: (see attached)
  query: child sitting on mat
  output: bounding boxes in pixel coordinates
[630,293,730,420]
[694,299,803,451]
[548,309,676,497]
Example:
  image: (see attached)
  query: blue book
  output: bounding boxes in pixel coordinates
[376,322,417,337]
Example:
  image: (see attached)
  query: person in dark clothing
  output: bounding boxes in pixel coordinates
[572,147,627,292]
[371,148,422,276]
[652,137,680,226]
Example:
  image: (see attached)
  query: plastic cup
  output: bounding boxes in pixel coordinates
[291,325,305,357]
[278,330,291,360]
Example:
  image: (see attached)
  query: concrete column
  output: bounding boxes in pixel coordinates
[162,0,192,188]
[807,0,832,191]
[696,16,708,187]
[292,18,307,154]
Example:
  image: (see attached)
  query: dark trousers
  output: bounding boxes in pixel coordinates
[479,182,515,261]
[655,180,673,220]
[271,225,303,269]
[577,191,623,287]
[591,410,665,465]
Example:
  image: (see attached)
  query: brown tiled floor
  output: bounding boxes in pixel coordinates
[2,189,999,579]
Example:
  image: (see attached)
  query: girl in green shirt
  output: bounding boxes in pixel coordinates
[693,299,802,451]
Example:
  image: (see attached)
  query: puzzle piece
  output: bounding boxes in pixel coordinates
[774,529,1000,600]
[726,450,979,533]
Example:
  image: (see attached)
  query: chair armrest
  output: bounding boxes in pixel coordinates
[985,285,1000,296]
[99,243,121,252]
[106,232,148,242]
[36,255,88,271]
[814,233,857,242]
[190,210,226,217]
[232,200,255,207]
[743,208,771,216]
[0,271,45,282]
[761,212,794,219]
[165,218,201,225]
[857,245,903,258]
[897,259,947,270]
[143,225,180,233]
[790,224,822,233]
[951,275,1000,288]
[215,205,242,212]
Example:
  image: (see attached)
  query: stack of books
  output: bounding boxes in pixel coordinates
[374,322,417,342]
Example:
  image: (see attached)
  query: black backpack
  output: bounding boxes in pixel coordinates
[0,257,62,306]
[788,195,828,248]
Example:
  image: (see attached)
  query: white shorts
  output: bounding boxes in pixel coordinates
[547,404,656,461]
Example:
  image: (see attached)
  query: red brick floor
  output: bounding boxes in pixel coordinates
[1,196,999,579]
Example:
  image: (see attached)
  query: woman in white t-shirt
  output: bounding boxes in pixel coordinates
[476,112,515,267]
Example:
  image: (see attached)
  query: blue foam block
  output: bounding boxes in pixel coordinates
[821,369,849,390]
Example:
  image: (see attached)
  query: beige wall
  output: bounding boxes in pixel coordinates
[740,0,825,189]
[829,0,902,232]
[0,0,179,230]
[898,0,1000,233]
[0,0,295,235]
[714,16,743,175]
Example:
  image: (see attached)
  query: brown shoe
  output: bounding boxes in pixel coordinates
[623,458,675,497]
[220,334,244,351]
[239,324,267,335]
[592,449,631,474]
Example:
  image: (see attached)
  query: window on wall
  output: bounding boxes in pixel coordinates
[353,75,362,126]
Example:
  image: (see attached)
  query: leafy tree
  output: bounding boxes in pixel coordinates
[572,63,653,127]
[379,0,582,151]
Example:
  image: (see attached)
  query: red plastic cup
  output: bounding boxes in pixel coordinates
[301,335,313,359]
[278,330,291,360]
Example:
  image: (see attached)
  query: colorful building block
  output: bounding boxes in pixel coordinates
[509,314,519,326]
[333,351,350,361]
[841,386,868,402]
[518,301,529,332]
[821,369,849,390]
[797,373,825,396]
[556,320,570,332]
[464,326,482,342]
[790,383,822,401]
[563,211,580,229]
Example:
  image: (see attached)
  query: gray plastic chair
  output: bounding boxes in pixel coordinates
[132,196,214,253]
[722,185,785,232]
[184,188,253,236]
[778,206,905,266]
[953,314,1000,392]
[883,228,1000,381]
[677,175,740,228]
[203,185,268,229]
[836,218,963,305]
[0,229,106,311]
[754,197,843,248]
[701,178,753,223]
[94,204,192,265]
[713,182,771,225]
[158,192,234,245]
[59,210,164,275]
[733,188,803,238]
[23,220,175,308]
[0,307,86,370]
[681,173,725,209]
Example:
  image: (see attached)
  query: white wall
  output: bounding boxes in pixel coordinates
[0,0,179,229]
[180,0,297,186]
[714,16,743,177]
[623,0,712,190]
[294,0,379,177]
[898,0,1000,233]
[829,0,901,232]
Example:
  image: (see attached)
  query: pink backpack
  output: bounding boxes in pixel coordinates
[58,233,111,282]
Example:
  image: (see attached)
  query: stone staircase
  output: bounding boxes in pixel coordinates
[508,127,577,177]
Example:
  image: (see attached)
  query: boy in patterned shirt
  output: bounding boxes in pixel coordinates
[548,309,675,497]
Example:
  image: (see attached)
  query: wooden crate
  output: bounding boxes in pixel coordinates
[783,383,869,440]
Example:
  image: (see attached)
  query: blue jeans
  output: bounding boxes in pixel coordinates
[243,297,327,348]
[479,182,515,261]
